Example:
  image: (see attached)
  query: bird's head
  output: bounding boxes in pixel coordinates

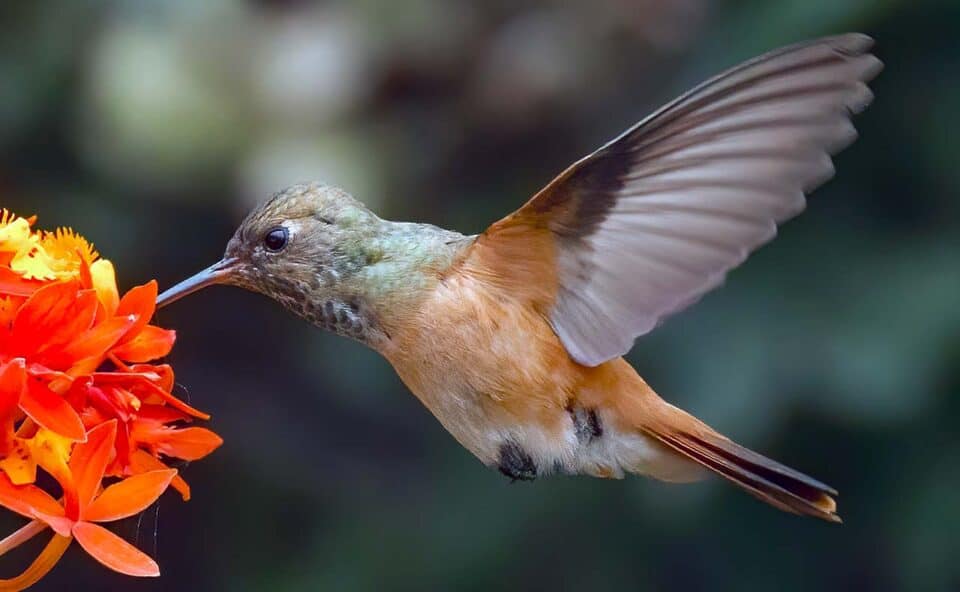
[157,182,383,313]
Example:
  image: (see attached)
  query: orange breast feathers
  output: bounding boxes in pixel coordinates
[380,223,670,465]
[382,228,586,439]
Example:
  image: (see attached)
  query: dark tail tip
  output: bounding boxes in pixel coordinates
[654,430,840,523]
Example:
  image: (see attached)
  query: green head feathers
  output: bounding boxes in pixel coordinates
[221,182,470,346]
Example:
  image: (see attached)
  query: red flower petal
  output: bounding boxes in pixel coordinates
[111,325,176,363]
[0,472,65,520]
[112,418,132,472]
[68,420,117,514]
[19,378,86,442]
[0,359,26,415]
[0,360,26,455]
[131,364,175,392]
[72,521,160,577]
[84,469,176,522]
[78,254,94,289]
[25,364,72,382]
[136,403,190,424]
[0,267,41,297]
[114,281,158,345]
[91,370,162,384]
[63,375,92,410]
[85,385,130,423]
[97,373,210,420]
[12,282,97,357]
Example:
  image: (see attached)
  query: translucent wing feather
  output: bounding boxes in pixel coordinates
[468,34,882,366]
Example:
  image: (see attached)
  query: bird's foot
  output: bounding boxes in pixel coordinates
[497,442,537,482]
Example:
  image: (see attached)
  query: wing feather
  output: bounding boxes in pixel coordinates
[466,34,882,366]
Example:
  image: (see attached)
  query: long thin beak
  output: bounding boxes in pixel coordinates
[156,258,239,309]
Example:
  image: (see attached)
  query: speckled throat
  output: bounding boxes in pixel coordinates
[287,291,380,343]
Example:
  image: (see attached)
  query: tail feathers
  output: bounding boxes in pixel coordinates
[643,416,840,522]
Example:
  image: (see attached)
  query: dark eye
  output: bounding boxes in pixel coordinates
[263,227,289,252]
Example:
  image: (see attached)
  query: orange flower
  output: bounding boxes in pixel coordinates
[0,421,173,577]
[0,209,222,590]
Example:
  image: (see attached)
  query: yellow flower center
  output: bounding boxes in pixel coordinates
[0,210,103,281]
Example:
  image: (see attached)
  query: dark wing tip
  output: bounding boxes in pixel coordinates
[827,32,875,55]
[829,33,884,83]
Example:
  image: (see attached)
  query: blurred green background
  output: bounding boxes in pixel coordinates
[2,0,959,590]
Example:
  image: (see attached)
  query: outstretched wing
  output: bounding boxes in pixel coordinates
[463,34,882,366]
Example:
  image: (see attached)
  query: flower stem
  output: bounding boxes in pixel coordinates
[0,522,46,557]
[0,534,71,591]
[107,353,132,372]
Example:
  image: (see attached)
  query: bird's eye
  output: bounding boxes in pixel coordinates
[263,227,289,252]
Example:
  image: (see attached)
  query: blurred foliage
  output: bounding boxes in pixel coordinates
[1,0,958,590]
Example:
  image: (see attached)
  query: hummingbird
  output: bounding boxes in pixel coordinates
[157,34,881,522]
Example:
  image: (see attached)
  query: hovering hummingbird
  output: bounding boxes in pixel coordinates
[157,34,881,521]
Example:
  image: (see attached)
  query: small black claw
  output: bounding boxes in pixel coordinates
[497,442,537,482]
[568,405,603,443]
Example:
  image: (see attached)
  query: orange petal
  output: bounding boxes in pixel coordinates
[156,427,223,461]
[89,260,119,316]
[0,439,37,485]
[19,379,86,442]
[114,281,158,345]
[31,509,74,537]
[171,475,193,501]
[68,420,117,515]
[72,521,159,577]
[65,356,103,379]
[111,325,176,363]
[130,450,191,501]
[0,472,64,520]
[84,469,176,522]
[30,428,74,487]
[11,282,98,357]
[57,315,137,367]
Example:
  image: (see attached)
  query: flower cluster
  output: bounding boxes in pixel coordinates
[0,210,222,590]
